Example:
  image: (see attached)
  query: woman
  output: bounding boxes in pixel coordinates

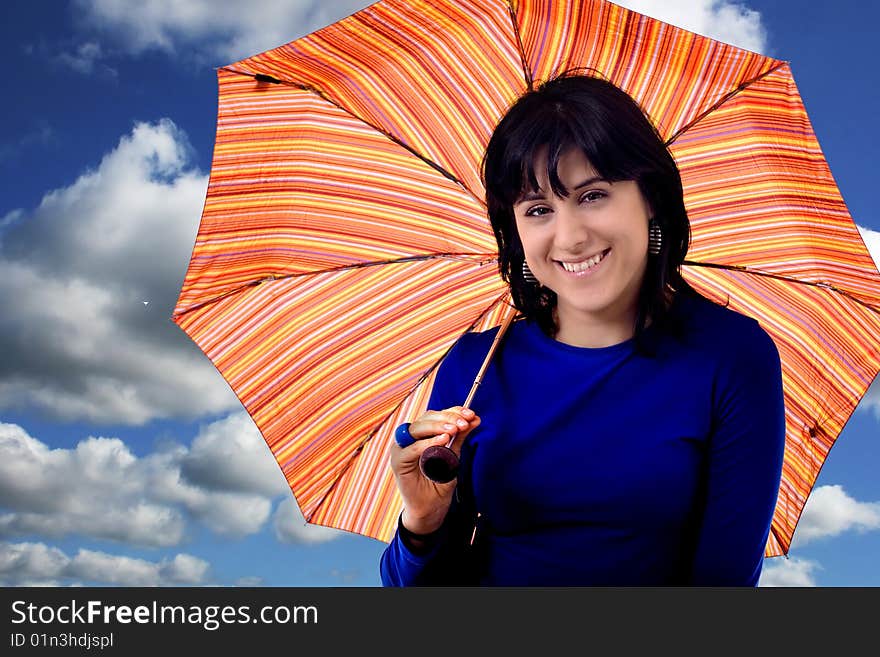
[380,74,786,586]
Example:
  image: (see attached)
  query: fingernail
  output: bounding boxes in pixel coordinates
[443,423,455,430]
[456,419,468,428]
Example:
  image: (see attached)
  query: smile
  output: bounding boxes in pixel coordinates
[557,248,611,275]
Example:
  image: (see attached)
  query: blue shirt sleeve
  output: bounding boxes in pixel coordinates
[379,335,482,587]
[379,494,475,586]
[379,519,450,586]
[688,319,786,585]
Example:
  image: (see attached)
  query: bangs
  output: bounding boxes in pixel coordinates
[492,106,637,207]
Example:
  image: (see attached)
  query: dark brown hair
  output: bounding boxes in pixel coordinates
[482,73,697,348]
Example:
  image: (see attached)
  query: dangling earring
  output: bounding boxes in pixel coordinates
[648,218,662,255]
[522,260,538,284]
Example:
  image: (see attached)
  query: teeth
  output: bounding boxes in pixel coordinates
[560,250,606,273]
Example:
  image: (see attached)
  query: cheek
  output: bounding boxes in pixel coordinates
[514,221,542,256]
[614,216,650,253]
[630,228,649,252]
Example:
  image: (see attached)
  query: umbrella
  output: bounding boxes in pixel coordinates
[172,0,880,557]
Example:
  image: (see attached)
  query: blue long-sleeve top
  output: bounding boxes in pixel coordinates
[380,291,786,586]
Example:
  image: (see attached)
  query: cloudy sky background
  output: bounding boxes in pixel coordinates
[1,0,878,587]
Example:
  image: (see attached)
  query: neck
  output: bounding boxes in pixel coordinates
[553,305,639,348]
[551,288,675,348]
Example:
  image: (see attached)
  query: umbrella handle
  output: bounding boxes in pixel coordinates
[419,444,460,483]
[419,311,516,483]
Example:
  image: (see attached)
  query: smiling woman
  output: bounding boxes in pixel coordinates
[381,74,787,586]
[513,150,652,348]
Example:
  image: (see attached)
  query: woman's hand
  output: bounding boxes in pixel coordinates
[389,406,481,535]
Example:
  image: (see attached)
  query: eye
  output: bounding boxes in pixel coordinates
[523,205,552,217]
[579,190,607,203]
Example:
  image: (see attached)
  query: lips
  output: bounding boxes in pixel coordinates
[557,248,611,274]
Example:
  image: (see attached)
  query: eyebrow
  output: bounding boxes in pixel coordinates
[515,176,608,205]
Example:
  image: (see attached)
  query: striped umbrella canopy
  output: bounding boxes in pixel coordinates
[173,0,880,556]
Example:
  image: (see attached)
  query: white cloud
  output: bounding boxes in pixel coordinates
[272,496,344,545]
[0,119,240,424]
[0,209,25,230]
[72,0,767,64]
[0,423,184,546]
[0,541,210,586]
[73,0,369,63]
[172,488,272,538]
[0,541,69,582]
[618,1,767,53]
[758,556,820,587]
[180,413,290,498]
[859,225,880,271]
[791,485,880,548]
[54,41,116,77]
[0,420,279,546]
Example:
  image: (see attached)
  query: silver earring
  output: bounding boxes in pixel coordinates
[648,218,662,255]
[522,260,538,284]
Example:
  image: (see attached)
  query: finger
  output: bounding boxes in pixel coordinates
[447,406,476,420]
[449,415,480,453]
[408,418,462,440]
[411,410,475,439]
[443,407,478,426]
[421,407,476,426]
[401,417,479,465]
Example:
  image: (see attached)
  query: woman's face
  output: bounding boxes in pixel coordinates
[513,147,651,334]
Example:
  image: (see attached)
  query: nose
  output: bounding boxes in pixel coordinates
[552,203,589,253]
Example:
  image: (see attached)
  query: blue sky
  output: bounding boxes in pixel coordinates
[1,0,878,587]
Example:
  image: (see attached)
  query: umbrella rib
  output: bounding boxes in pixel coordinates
[664,60,788,146]
[172,252,497,319]
[225,67,486,208]
[303,291,515,524]
[505,0,534,90]
[683,259,880,315]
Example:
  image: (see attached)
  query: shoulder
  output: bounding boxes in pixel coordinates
[453,324,502,352]
[429,325,507,408]
[674,291,777,357]
[672,291,782,395]
[447,325,501,362]
[437,324,503,381]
